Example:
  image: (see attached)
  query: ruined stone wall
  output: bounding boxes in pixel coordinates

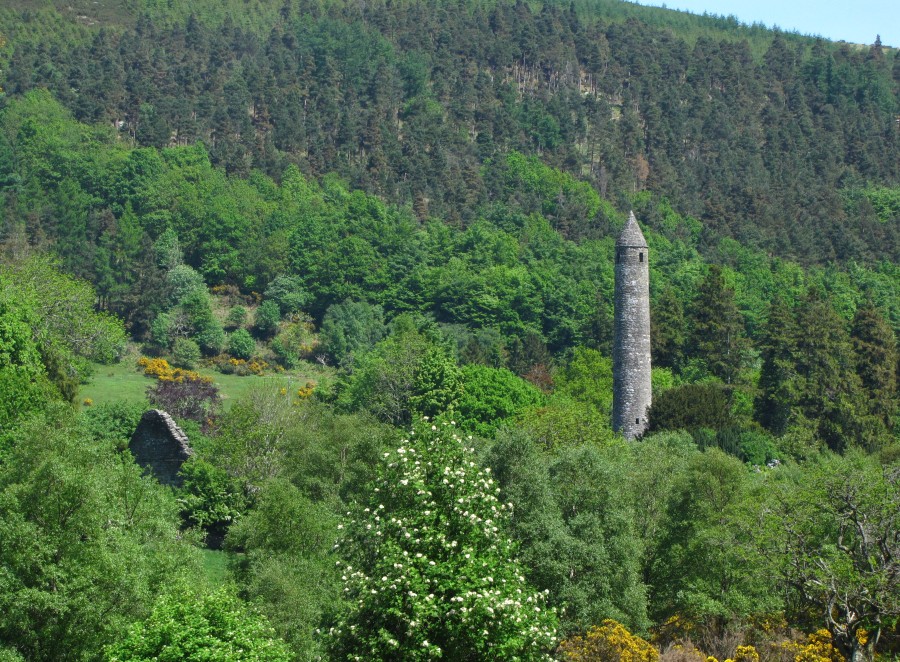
[128,409,193,487]
[612,243,652,439]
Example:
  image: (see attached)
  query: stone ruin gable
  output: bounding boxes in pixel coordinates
[128,409,194,487]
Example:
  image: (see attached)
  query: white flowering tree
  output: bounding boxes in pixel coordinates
[326,418,558,660]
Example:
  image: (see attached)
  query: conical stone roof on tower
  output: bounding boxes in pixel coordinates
[612,211,651,439]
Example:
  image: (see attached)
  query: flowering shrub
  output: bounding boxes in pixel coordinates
[558,619,658,661]
[138,356,210,383]
[780,630,843,662]
[326,418,558,660]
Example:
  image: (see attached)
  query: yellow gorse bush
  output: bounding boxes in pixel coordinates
[558,619,659,662]
[781,630,843,662]
[138,357,211,384]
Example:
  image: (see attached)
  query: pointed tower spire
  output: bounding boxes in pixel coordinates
[617,210,648,248]
[612,211,651,439]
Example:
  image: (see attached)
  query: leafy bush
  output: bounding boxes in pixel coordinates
[225,305,247,329]
[263,275,310,316]
[107,589,291,661]
[171,337,201,369]
[226,329,255,360]
[177,457,247,533]
[455,364,545,437]
[320,300,386,365]
[254,300,281,338]
[166,264,206,305]
[647,383,735,434]
[327,419,558,660]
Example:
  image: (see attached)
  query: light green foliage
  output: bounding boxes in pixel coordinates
[78,400,146,449]
[320,299,387,365]
[0,367,59,451]
[554,347,614,417]
[341,316,463,426]
[487,431,650,635]
[165,264,206,305]
[0,405,203,661]
[0,298,43,375]
[106,589,291,661]
[500,152,601,235]
[226,479,339,659]
[1,256,126,369]
[327,420,559,660]
[647,449,777,624]
[517,395,617,449]
[456,364,545,438]
[226,328,255,360]
[760,452,900,661]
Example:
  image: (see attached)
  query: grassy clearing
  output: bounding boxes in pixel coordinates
[80,355,329,411]
[200,549,231,586]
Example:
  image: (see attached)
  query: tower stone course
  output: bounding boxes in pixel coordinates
[612,211,651,439]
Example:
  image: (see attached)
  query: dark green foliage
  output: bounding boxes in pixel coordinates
[647,382,735,434]
[226,478,339,659]
[253,300,281,338]
[226,328,255,360]
[651,286,686,369]
[78,400,146,449]
[755,296,800,435]
[851,300,898,429]
[686,266,750,384]
[487,431,649,635]
[647,449,777,624]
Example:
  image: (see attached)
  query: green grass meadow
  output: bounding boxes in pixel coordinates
[80,358,324,411]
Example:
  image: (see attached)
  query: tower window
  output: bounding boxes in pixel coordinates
[636,418,640,425]
[639,252,644,262]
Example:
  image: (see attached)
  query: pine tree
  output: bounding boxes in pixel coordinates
[687,265,750,384]
[851,299,898,431]
[754,295,799,435]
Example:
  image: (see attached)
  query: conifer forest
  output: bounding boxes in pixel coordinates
[0,0,898,659]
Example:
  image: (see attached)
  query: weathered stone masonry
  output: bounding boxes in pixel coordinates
[612,211,652,439]
[128,409,194,487]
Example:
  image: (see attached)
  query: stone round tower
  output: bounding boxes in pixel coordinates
[613,211,651,439]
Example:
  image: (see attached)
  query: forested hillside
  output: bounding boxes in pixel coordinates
[2,0,899,262]
[0,0,899,660]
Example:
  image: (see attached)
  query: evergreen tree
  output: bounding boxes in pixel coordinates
[687,265,750,384]
[850,299,898,431]
[755,295,799,435]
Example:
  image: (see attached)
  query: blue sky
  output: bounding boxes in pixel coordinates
[632,0,899,47]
